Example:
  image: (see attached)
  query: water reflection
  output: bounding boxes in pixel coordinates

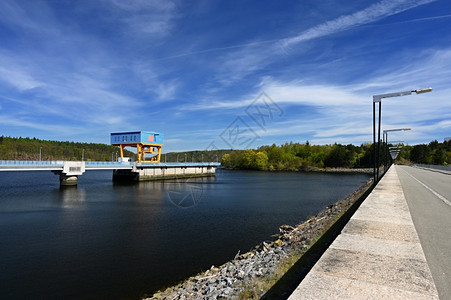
[55,186,86,207]
[112,180,166,206]
[111,176,217,208]
[165,177,207,208]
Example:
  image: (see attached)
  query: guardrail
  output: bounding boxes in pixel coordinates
[414,163,451,173]
[0,160,221,170]
[0,160,65,167]
[85,161,133,167]
[136,162,221,167]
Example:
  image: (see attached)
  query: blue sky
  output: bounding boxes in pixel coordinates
[0,0,450,152]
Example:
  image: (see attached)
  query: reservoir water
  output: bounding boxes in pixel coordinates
[0,169,370,299]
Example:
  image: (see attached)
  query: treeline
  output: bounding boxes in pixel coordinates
[221,142,374,171]
[2,135,449,167]
[163,149,229,163]
[0,136,134,161]
[397,140,451,165]
[221,140,451,171]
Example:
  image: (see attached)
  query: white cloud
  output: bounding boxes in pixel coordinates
[0,66,42,91]
[107,0,177,36]
[0,53,44,91]
[183,50,450,145]
[0,114,84,134]
[183,79,366,111]
[0,0,447,148]
[281,0,436,48]
[155,80,179,101]
[210,0,437,86]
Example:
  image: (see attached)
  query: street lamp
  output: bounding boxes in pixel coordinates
[185,153,187,163]
[372,88,432,184]
[389,140,404,144]
[39,147,42,161]
[389,145,403,150]
[390,150,401,160]
[383,128,410,171]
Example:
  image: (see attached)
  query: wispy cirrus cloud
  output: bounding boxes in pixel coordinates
[189,44,451,112]
[155,80,179,101]
[105,0,178,36]
[210,0,437,85]
[181,42,451,147]
[183,81,364,111]
[0,0,179,136]
[0,0,448,148]
[281,0,436,48]
[0,65,43,91]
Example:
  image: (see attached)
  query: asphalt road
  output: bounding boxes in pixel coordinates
[396,165,451,300]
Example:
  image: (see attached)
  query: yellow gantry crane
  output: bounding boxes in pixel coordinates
[110,131,163,163]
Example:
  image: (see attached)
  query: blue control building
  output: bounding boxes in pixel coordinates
[111,131,164,163]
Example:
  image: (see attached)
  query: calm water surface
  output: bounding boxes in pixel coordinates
[0,169,370,299]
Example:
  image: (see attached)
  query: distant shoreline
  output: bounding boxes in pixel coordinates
[221,167,373,174]
[302,167,373,174]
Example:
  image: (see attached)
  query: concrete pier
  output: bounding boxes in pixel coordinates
[53,161,86,186]
[113,163,218,182]
[59,174,79,186]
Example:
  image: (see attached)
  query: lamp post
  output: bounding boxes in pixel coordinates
[373,88,432,184]
[383,128,410,171]
[82,149,85,162]
[390,149,401,160]
[39,147,42,161]
[185,153,187,163]
[389,140,404,144]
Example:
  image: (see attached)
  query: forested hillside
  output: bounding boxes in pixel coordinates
[397,140,451,165]
[221,140,451,171]
[1,136,449,168]
[0,136,134,161]
[221,142,375,170]
[163,149,229,163]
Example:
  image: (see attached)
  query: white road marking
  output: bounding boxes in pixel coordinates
[401,168,451,208]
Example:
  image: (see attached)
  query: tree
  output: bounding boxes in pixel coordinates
[410,145,430,164]
[432,149,446,165]
[253,151,268,169]
[221,153,231,168]
[324,144,354,168]
[241,149,256,169]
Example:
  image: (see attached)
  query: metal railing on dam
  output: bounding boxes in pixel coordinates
[0,160,132,171]
[0,160,221,186]
[414,163,451,173]
[0,160,220,171]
